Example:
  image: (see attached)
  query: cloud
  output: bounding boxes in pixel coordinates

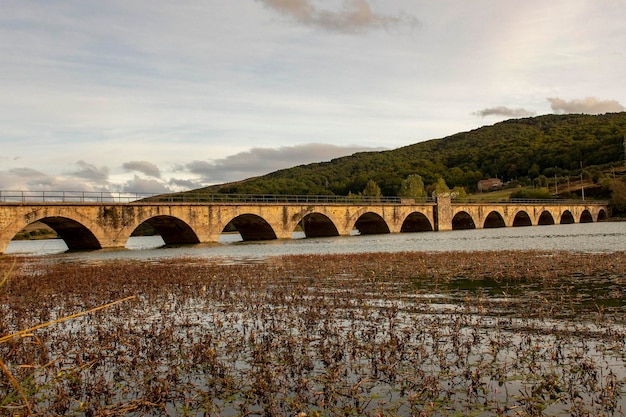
[7,167,46,178]
[185,143,385,183]
[1,145,383,193]
[122,175,172,194]
[548,97,625,114]
[0,166,106,192]
[122,160,162,178]
[257,0,419,32]
[473,106,536,118]
[67,161,110,184]
[168,178,204,190]
[0,161,168,193]
[0,168,46,190]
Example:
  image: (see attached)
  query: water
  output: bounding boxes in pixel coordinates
[5,221,625,262]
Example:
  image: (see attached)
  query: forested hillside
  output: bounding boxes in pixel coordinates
[195,113,626,196]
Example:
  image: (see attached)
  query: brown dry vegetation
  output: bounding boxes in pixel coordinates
[0,251,625,416]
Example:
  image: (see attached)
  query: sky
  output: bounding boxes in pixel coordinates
[1,0,625,194]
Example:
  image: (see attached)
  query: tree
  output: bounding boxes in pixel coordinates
[528,163,541,179]
[451,186,467,200]
[431,177,450,197]
[362,179,382,200]
[610,178,626,214]
[536,175,548,187]
[446,167,465,187]
[398,174,426,199]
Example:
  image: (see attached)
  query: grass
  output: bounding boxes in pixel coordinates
[467,188,516,201]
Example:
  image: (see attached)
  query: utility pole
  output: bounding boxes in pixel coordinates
[554,166,558,195]
[580,161,585,201]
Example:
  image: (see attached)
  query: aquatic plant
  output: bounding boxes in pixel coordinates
[0,251,624,416]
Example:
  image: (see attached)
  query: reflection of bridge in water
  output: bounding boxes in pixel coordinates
[0,191,609,254]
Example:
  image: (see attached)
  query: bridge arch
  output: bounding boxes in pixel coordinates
[132,216,200,246]
[354,212,390,235]
[483,211,505,228]
[400,212,433,232]
[512,211,532,227]
[537,211,555,225]
[42,217,101,250]
[227,214,277,241]
[597,209,608,221]
[7,216,101,251]
[300,213,340,238]
[452,211,476,230]
[580,210,593,223]
[1,205,109,251]
[560,210,575,224]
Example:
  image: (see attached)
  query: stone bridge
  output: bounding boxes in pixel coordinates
[0,193,609,254]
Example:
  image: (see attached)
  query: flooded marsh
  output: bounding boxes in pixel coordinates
[0,250,625,416]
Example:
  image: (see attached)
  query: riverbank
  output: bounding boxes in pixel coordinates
[1,250,624,416]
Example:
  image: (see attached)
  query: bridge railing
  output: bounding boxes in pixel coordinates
[0,190,158,203]
[0,190,432,204]
[0,190,607,205]
[138,193,432,204]
[453,197,609,205]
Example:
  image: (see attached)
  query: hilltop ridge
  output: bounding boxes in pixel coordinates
[189,112,626,196]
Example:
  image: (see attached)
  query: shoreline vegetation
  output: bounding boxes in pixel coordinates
[11,222,58,241]
[1,250,624,416]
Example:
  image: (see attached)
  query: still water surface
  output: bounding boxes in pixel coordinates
[5,221,625,263]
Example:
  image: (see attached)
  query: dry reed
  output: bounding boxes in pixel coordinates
[0,251,624,416]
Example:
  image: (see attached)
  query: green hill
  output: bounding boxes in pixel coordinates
[190,112,626,197]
